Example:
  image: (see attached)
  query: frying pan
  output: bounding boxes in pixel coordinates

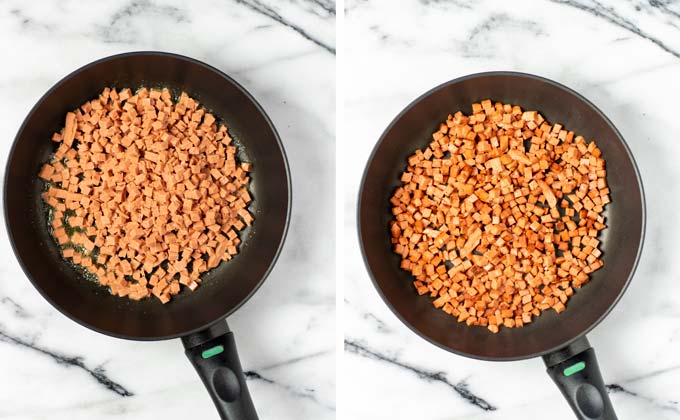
[4,52,291,420]
[358,72,645,419]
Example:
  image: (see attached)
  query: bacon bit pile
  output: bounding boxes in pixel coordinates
[39,87,253,304]
[390,100,609,333]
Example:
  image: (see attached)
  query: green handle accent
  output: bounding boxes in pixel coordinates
[201,345,225,359]
[563,361,586,377]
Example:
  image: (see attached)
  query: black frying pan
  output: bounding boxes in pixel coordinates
[4,52,291,420]
[359,72,645,419]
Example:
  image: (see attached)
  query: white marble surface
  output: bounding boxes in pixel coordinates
[344,0,680,419]
[0,1,335,419]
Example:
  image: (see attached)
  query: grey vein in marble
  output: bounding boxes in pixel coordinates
[467,13,543,41]
[344,339,496,411]
[549,0,680,59]
[9,8,54,32]
[419,0,473,9]
[606,384,679,413]
[647,0,680,24]
[344,0,368,13]
[304,0,336,17]
[245,370,335,411]
[620,363,680,384]
[252,348,333,371]
[360,311,391,333]
[0,297,30,319]
[233,0,336,54]
[97,0,189,44]
[345,299,392,333]
[109,0,189,25]
[464,13,544,58]
[0,328,133,397]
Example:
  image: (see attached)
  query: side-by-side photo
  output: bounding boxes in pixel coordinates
[4,0,680,419]
[344,1,677,419]
[1,2,334,420]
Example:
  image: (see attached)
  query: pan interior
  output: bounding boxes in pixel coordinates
[5,53,290,340]
[359,73,644,360]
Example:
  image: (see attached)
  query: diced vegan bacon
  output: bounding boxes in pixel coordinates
[40,88,254,303]
[392,100,609,332]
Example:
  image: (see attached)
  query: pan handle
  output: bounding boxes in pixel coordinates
[182,320,258,420]
[542,336,616,420]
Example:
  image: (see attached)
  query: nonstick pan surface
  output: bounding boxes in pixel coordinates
[358,72,645,361]
[5,52,291,341]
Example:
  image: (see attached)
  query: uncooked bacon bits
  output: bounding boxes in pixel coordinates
[39,87,254,304]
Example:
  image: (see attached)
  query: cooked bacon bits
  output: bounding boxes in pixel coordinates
[390,100,609,332]
[39,87,254,303]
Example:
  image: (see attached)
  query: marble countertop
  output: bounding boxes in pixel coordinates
[0,1,335,419]
[344,0,680,419]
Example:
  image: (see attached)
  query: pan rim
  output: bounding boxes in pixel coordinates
[4,50,292,342]
[357,70,646,361]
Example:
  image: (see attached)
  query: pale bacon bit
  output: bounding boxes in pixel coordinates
[508,149,532,166]
[203,113,216,127]
[391,100,609,333]
[39,88,254,304]
[63,112,77,146]
[538,181,558,208]
[39,164,55,180]
[459,226,482,257]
